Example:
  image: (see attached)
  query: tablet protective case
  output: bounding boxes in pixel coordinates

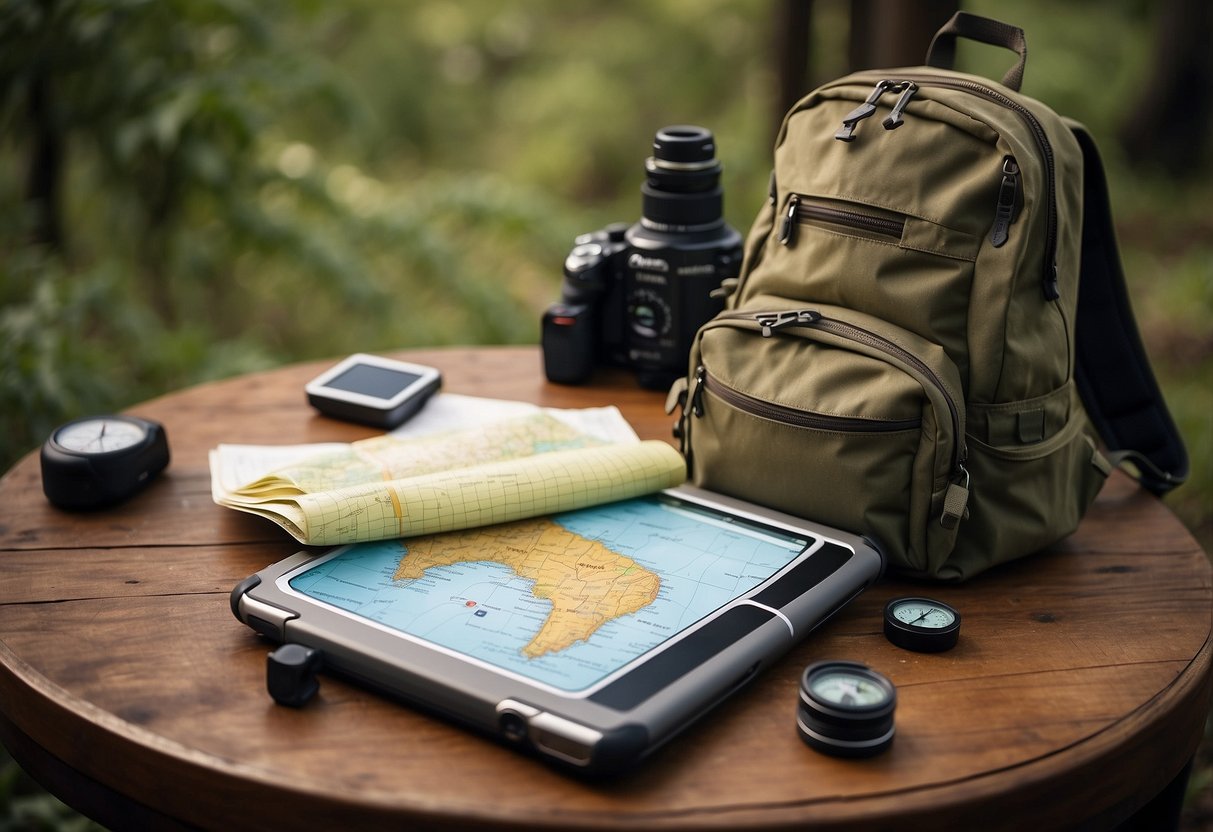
[231,485,884,775]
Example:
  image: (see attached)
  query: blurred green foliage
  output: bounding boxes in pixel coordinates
[4,0,1205,537]
[1,0,1211,827]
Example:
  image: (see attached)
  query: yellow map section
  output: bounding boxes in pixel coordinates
[233,412,602,496]
[393,517,661,659]
[210,411,686,546]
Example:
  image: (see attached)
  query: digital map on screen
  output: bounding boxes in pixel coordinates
[287,496,808,691]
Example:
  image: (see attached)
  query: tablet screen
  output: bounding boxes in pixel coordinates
[283,494,811,693]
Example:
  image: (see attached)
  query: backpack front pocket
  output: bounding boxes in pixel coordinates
[680,305,967,576]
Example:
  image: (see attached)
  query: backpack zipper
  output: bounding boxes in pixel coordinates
[779,194,905,247]
[832,73,1059,300]
[882,82,919,130]
[712,310,966,473]
[835,80,918,141]
[692,365,922,434]
[752,310,964,469]
[694,309,971,528]
[990,156,1020,247]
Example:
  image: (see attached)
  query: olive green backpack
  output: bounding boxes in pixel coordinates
[668,12,1188,581]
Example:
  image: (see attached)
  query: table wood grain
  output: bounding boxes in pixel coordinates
[1,345,1209,831]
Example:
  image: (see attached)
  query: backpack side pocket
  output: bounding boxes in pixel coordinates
[944,389,1109,580]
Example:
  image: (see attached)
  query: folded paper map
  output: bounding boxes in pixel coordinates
[209,399,685,546]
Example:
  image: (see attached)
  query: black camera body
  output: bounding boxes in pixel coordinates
[542,126,743,389]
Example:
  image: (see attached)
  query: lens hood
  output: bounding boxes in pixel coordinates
[651,126,717,170]
[642,125,725,231]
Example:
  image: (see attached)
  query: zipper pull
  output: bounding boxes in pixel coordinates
[667,376,689,440]
[755,309,821,337]
[990,156,1019,247]
[1043,263,1060,301]
[709,277,739,300]
[881,82,918,130]
[939,464,970,530]
[835,80,892,142]
[690,366,706,417]
[778,194,800,246]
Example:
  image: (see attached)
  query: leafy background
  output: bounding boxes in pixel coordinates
[1,0,1210,828]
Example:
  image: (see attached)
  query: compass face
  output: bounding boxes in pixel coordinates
[54,418,148,454]
[42,416,169,510]
[797,661,897,758]
[808,669,892,709]
[883,597,962,653]
[889,600,957,629]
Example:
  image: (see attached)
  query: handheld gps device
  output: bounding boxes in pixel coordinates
[305,353,441,429]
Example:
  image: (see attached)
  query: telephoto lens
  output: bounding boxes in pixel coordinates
[640,126,728,233]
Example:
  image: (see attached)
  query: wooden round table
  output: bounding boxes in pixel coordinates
[1,346,1209,831]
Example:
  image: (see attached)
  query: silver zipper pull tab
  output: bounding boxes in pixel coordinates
[835,80,892,142]
[756,309,821,337]
[690,366,707,417]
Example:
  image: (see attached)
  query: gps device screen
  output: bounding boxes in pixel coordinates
[305,354,441,429]
[323,364,422,400]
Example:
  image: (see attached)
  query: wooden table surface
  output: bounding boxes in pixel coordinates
[1,345,1209,831]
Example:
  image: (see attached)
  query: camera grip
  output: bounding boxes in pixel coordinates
[542,303,597,385]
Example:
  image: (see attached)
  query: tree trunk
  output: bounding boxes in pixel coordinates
[848,0,958,73]
[770,0,959,143]
[772,0,813,131]
[1119,0,1213,175]
[26,72,66,252]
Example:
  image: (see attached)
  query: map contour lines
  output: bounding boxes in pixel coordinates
[392,517,661,658]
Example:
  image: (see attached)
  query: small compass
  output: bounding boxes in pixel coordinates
[797,660,896,758]
[41,415,170,510]
[883,596,962,653]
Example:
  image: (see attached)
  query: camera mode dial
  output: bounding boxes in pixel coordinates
[627,288,673,340]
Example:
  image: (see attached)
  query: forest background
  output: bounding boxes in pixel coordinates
[1,0,1211,828]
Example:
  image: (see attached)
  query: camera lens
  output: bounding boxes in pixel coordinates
[651,126,717,172]
[641,125,725,233]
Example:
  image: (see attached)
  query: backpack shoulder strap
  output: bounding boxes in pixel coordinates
[1066,120,1188,495]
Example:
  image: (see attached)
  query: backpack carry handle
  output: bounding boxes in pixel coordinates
[926,12,1027,92]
